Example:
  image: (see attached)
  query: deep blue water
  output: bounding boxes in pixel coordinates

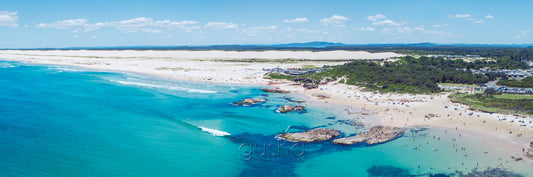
[0,61,529,177]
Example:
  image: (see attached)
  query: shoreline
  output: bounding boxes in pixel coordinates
[1,50,532,161]
[279,82,533,158]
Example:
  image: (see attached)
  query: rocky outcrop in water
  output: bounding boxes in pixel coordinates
[283,96,306,103]
[233,98,267,106]
[276,105,305,113]
[261,88,290,94]
[332,126,403,145]
[457,167,523,177]
[279,128,340,143]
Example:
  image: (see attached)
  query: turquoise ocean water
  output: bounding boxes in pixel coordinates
[0,60,531,176]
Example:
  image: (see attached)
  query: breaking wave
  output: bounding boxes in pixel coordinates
[198,126,231,136]
[109,80,217,93]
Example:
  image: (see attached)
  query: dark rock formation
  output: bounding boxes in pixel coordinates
[276,105,305,113]
[261,88,290,94]
[366,165,411,177]
[279,128,340,142]
[303,83,318,89]
[233,98,267,106]
[312,94,330,99]
[524,141,533,160]
[333,126,403,145]
[457,167,523,177]
[283,96,306,103]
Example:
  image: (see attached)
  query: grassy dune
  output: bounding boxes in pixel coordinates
[449,93,533,115]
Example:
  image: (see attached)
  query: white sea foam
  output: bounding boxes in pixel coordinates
[52,67,87,72]
[198,126,230,136]
[0,62,16,68]
[110,80,217,93]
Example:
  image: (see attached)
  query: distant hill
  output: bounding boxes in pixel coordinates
[271,41,345,48]
[4,41,533,51]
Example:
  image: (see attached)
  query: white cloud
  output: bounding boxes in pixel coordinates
[448,14,471,19]
[395,27,413,34]
[414,26,425,31]
[153,19,198,28]
[282,18,308,23]
[248,25,277,31]
[110,17,199,33]
[514,30,528,39]
[36,19,88,29]
[140,28,162,33]
[367,14,386,21]
[294,28,320,33]
[320,15,349,27]
[372,19,401,26]
[242,25,278,36]
[358,27,375,31]
[83,22,105,32]
[382,25,446,36]
[449,14,487,23]
[422,30,446,35]
[0,11,18,27]
[36,17,199,33]
[433,24,448,28]
[204,22,238,30]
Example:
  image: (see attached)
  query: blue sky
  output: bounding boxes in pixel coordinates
[0,0,532,48]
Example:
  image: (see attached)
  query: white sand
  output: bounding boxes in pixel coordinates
[0,50,401,60]
[1,49,532,159]
[0,50,402,85]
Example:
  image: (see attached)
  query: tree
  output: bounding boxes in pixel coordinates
[484,88,497,96]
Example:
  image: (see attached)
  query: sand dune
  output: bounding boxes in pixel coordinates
[0,50,402,60]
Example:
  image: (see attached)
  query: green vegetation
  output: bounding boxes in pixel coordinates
[449,93,533,115]
[497,76,533,88]
[363,47,531,69]
[305,56,494,93]
[267,56,520,93]
[206,58,358,63]
[300,65,319,69]
[339,78,346,84]
[267,73,297,80]
[493,94,533,100]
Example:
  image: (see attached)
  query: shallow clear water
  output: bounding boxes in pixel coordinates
[0,61,531,176]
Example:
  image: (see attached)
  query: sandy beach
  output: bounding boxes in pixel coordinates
[1,49,532,160]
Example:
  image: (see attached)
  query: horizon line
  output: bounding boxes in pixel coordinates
[2,41,533,50]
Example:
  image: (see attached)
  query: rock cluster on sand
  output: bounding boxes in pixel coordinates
[332,126,404,145]
[303,83,318,89]
[233,98,267,106]
[524,141,533,159]
[276,105,305,113]
[312,94,330,99]
[261,88,290,94]
[279,128,340,142]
